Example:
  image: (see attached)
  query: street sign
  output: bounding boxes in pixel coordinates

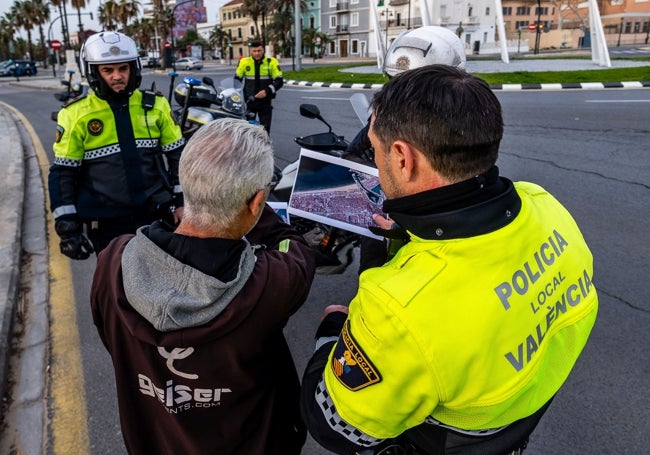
[528,23,536,31]
[50,39,62,50]
[164,41,171,48]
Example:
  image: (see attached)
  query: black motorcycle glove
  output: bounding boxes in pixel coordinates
[55,218,94,260]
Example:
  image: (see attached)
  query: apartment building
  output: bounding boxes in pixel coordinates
[220,0,257,59]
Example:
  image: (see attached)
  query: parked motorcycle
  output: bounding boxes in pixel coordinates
[269,103,362,275]
[50,70,87,121]
[170,72,363,274]
[170,74,257,139]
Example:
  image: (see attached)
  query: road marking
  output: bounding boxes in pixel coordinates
[2,103,90,455]
[301,96,353,101]
[586,99,650,103]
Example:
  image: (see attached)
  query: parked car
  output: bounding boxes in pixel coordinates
[140,56,160,68]
[175,57,203,71]
[148,57,161,68]
[7,60,38,76]
[0,60,13,76]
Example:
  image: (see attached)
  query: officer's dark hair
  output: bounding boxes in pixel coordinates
[250,41,263,48]
[370,64,502,182]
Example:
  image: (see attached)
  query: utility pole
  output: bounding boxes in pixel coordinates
[534,0,542,55]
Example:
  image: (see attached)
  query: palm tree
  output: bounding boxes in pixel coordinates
[11,1,35,60]
[116,0,141,33]
[209,26,229,59]
[268,9,291,57]
[268,0,305,57]
[0,16,17,60]
[31,0,51,67]
[49,0,70,48]
[70,0,88,45]
[98,0,120,31]
[240,0,265,40]
[151,0,173,67]
[127,18,155,51]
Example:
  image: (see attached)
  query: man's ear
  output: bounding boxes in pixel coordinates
[247,188,267,218]
[392,140,417,182]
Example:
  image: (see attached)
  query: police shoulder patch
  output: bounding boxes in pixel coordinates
[87,119,103,136]
[331,320,381,391]
[54,125,64,143]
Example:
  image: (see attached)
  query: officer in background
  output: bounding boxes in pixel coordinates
[346,26,467,165]
[346,26,468,274]
[235,41,283,133]
[48,31,185,259]
[301,65,599,454]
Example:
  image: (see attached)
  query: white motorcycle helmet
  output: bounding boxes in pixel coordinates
[80,31,142,99]
[383,26,466,78]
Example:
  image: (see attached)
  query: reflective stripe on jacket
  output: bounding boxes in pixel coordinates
[235,55,283,100]
[49,90,185,219]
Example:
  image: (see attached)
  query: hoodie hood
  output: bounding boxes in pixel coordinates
[121,226,257,332]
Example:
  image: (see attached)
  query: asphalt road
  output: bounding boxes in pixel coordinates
[0,72,648,454]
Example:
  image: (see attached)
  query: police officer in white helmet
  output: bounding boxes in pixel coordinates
[48,31,186,259]
[346,26,466,165]
[344,26,467,272]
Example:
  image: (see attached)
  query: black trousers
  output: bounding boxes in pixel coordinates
[249,101,273,133]
[84,208,167,254]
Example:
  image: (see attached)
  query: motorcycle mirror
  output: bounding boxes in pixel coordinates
[299,104,321,119]
[300,104,333,133]
[202,76,214,87]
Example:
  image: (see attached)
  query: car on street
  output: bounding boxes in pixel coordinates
[0,60,13,76]
[143,56,161,68]
[175,57,203,71]
[0,60,38,76]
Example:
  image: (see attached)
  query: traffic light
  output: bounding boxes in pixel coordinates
[377,1,384,6]
[228,42,232,47]
[247,39,252,47]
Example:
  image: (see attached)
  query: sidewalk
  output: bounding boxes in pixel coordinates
[0,53,649,453]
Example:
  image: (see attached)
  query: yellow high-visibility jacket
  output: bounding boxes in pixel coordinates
[324,181,598,438]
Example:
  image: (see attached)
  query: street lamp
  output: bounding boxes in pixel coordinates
[48,12,93,76]
[48,12,93,46]
[617,17,624,47]
[407,0,411,29]
[381,9,393,50]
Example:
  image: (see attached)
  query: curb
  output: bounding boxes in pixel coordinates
[0,103,26,412]
[285,79,650,91]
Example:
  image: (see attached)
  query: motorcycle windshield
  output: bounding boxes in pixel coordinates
[219,77,243,92]
[219,78,246,116]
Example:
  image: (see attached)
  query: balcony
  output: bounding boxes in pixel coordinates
[466,16,479,24]
[336,2,349,11]
[440,16,450,25]
[336,24,349,33]
[389,0,410,5]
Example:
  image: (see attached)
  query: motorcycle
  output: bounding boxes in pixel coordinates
[170,72,364,274]
[50,69,88,121]
[269,102,365,275]
[169,73,257,139]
